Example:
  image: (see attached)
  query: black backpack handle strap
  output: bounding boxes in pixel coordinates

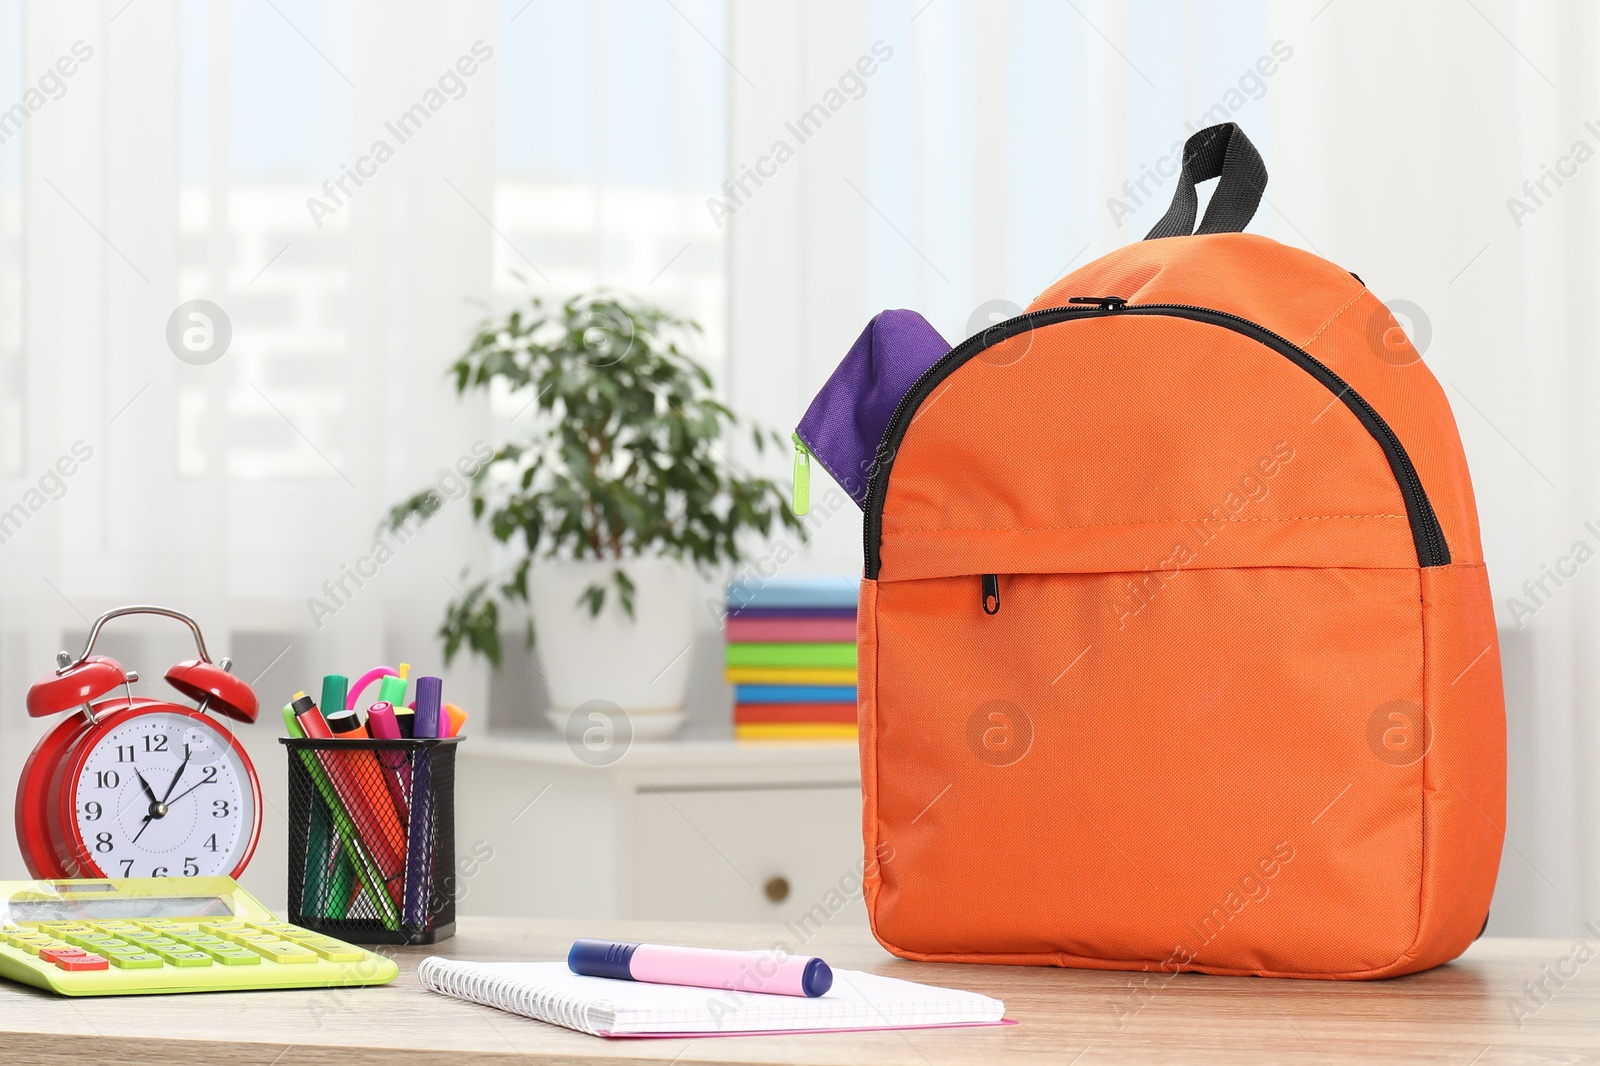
[1143,122,1268,241]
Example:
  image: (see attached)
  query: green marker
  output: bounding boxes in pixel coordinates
[320,674,349,718]
[317,674,354,918]
[304,796,333,916]
[375,664,410,724]
[283,706,331,916]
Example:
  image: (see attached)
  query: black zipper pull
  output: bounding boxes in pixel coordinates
[1067,295,1128,311]
[981,574,1000,615]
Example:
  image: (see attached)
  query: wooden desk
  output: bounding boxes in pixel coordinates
[1,920,1595,1064]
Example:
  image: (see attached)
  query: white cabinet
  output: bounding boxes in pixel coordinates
[453,738,867,928]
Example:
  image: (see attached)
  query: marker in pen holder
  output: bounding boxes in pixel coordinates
[280,735,463,944]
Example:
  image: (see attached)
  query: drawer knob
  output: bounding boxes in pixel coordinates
[764,876,790,903]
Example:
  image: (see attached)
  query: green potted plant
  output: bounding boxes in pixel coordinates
[387,292,801,738]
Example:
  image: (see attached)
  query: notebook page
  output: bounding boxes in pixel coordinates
[418,958,1006,1037]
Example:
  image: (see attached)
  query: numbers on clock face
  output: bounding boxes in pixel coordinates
[73,711,254,879]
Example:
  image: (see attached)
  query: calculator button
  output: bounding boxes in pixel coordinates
[100,945,148,957]
[56,954,109,971]
[182,936,229,950]
[151,948,212,967]
[208,950,262,966]
[38,948,86,963]
[120,931,163,942]
[242,941,316,964]
[64,933,115,949]
[298,941,366,962]
[106,952,163,969]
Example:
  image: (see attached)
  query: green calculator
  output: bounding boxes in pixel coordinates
[0,876,398,996]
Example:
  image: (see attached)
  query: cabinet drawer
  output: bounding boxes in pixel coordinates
[629,786,866,926]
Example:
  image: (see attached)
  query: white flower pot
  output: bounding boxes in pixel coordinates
[531,558,694,741]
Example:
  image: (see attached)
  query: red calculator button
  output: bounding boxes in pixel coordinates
[38,948,86,963]
[56,954,109,971]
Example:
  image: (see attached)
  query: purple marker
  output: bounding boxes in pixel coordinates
[568,939,832,998]
[403,676,443,927]
[413,675,443,738]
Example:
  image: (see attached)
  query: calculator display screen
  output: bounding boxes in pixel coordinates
[5,896,234,920]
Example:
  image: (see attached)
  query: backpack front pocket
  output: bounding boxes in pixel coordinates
[862,563,1426,977]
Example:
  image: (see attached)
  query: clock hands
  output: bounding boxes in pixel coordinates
[157,744,222,808]
[162,775,212,809]
[128,748,194,846]
[130,810,159,845]
[159,749,192,804]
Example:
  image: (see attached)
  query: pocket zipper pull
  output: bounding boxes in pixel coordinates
[1066,295,1128,311]
[981,574,1000,615]
[791,433,811,516]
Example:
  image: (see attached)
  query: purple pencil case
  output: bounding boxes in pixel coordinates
[793,310,950,512]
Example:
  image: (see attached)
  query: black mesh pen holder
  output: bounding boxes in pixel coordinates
[281,736,462,944]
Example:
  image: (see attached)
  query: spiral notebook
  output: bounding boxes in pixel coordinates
[417,958,1008,1038]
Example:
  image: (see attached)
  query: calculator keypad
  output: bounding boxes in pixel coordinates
[1,919,374,976]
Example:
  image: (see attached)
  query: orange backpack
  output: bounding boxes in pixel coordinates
[855,124,1505,980]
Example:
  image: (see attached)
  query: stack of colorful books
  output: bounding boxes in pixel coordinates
[725,575,858,742]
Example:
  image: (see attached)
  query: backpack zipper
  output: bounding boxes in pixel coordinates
[863,300,1449,579]
[1066,295,1128,311]
[981,573,1001,615]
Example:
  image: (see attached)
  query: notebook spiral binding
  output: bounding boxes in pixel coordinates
[418,958,605,1036]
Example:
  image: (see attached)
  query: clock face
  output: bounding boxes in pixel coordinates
[68,710,257,879]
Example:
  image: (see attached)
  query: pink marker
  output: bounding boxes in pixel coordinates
[367,700,402,740]
[366,701,411,822]
[568,939,832,997]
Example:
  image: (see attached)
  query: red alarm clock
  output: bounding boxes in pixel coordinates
[15,606,262,880]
